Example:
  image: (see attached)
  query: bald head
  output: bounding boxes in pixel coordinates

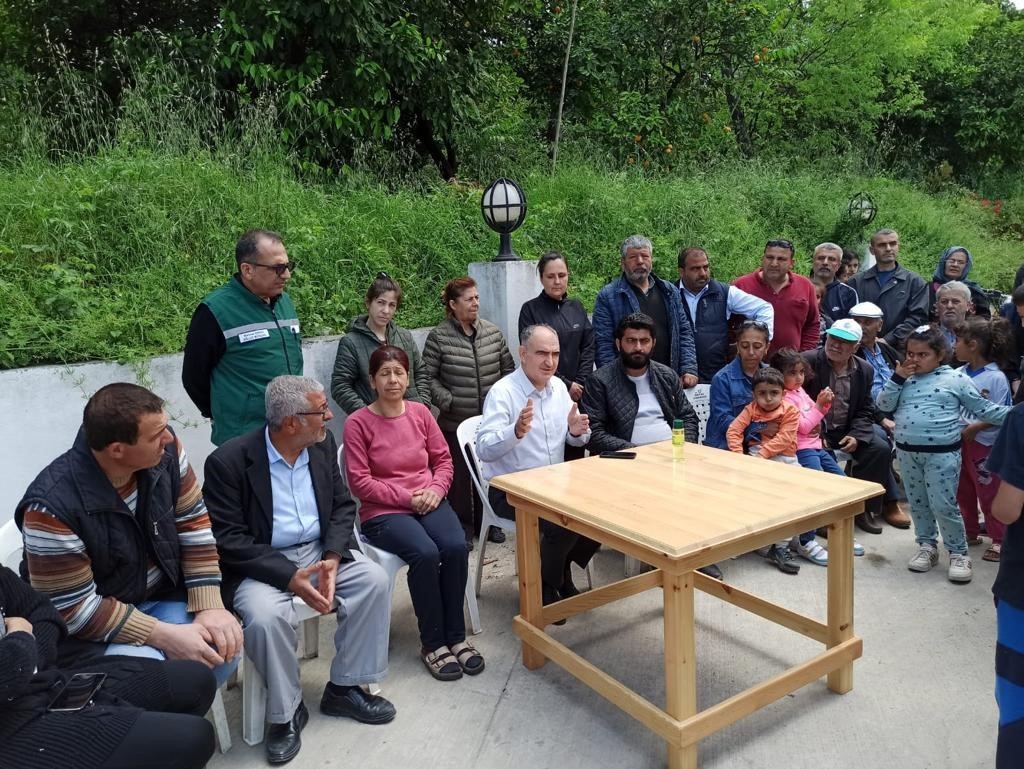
[519,325,560,389]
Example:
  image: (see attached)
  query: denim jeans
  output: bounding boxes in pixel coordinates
[361,502,468,651]
[104,599,240,686]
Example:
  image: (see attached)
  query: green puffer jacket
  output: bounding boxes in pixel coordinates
[330,315,431,414]
[422,317,515,432]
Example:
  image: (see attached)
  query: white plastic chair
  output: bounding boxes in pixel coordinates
[337,444,482,636]
[241,598,321,746]
[457,415,593,598]
[684,383,712,445]
[0,519,234,752]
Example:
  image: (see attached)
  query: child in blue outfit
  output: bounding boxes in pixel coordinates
[876,325,1011,583]
[989,402,1024,769]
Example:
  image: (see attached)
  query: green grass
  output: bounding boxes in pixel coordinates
[2,152,1022,368]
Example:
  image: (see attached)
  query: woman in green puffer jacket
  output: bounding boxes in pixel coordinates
[331,272,432,414]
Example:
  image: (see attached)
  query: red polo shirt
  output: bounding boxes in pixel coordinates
[733,269,820,354]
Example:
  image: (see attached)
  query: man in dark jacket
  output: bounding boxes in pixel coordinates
[182,229,304,445]
[203,375,394,765]
[811,242,859,323]
[593,235,698,386]
[582,314,721,579]
[677,246,773,383]
[847,229,929,351]
[802,322,890,534]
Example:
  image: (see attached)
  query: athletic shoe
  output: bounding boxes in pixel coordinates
[907,544,939,573]
[792,537,828,566]
[948,553,973,583]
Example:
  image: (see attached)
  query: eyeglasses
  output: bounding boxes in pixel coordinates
[740,320,769,331]
[765,239,794,250]
[295,406,330,420]
[246,261,296,277]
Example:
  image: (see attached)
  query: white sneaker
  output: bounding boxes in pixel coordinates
[948,553,973,583]
[792,537,828,566]
[908,544,939,572]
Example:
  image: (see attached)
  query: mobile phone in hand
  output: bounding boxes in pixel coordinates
[600,451,637,459]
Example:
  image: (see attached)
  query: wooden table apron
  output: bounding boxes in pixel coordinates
[490,441,883,769]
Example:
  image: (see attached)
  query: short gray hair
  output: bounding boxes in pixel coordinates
[870,228,898,243]
[520,323,558,346]
[265,376,325,430]
[620,235,652,259]
[814,242,843,256]
[936,280,972,303]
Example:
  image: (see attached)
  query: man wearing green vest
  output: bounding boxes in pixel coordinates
[183,229,304,445]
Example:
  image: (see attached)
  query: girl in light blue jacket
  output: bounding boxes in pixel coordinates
[877,325,1011,584]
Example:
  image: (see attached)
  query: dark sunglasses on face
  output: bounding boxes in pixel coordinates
[247,261,296,277]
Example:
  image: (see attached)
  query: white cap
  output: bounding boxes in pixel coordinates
[849,301,883,319]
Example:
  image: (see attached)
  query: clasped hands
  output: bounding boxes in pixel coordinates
[287,553,342,615]
[514,398,589,439]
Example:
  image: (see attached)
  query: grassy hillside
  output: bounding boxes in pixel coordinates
[2,152,1021,368]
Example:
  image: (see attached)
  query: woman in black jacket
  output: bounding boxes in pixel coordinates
[518,251,596,460]
[0,566,216,769]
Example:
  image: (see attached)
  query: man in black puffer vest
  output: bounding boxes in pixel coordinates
[677,246,774,383]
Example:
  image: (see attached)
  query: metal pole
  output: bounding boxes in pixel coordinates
[550,0,579,173]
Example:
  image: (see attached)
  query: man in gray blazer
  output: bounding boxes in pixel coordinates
[203,375,394,765]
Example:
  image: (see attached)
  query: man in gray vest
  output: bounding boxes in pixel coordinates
[677,246,773,383]
[183,229,304,445]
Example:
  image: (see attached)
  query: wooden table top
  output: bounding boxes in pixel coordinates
[490,441,883,560]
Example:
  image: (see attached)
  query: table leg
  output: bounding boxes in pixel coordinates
[515,505,545,670]
[826,514,855,693]
[664,571,697,769]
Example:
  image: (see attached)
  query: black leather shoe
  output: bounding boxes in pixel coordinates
[697,563,724,581]
[266,701,308,765]
[542,583,567,625]
[320,685,396,724]
[855,512,883,535]
[487,526,506,544]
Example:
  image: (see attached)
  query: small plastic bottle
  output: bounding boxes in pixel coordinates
[672,418,685,461]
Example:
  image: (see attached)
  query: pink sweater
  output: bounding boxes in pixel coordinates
[343,401,455,522]
[784,386,830,451]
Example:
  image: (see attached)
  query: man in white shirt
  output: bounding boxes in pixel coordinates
[476,325,592,608]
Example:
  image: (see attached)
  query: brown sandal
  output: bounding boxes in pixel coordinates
[422,646,462,681]
[983,544,1002,562]
[450,641,485,675]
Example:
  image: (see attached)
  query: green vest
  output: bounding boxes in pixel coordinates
[203,277,303,445]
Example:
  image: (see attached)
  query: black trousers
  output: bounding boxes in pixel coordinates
[443,428,484,538]
[489,487,600,589]
[3,658,216,769]
[846,429,891,516]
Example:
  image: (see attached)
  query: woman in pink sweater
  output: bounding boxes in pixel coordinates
[771,348,865,563]
[344,345,483,682]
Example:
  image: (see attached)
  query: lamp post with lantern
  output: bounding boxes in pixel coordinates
[480,178,527,262]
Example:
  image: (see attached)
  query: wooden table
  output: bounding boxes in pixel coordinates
[490,441,883,769]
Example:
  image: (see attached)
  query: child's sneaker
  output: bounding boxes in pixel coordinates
[907,544,939,572]
[792,537,828,566]
[853,539,865,557]
[948,553,973,583]
[763,544,800,574]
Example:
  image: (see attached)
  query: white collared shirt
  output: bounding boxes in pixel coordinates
[476,368,590,481]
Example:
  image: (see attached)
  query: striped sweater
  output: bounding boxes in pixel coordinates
[20,436,223,646]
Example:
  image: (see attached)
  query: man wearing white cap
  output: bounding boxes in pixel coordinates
[848,302,913,529]
[802,318,891,534]
[849,302,900,400]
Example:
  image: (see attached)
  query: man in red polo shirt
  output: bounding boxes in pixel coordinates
[733,239,820,355]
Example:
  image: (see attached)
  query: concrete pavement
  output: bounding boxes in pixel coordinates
[208,524,999,769]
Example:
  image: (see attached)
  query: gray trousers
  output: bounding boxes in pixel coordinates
[233,542,391,724]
